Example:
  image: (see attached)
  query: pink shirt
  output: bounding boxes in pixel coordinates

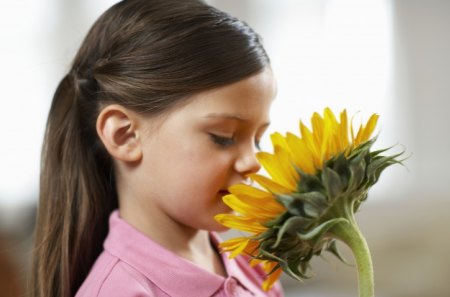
[76,210,283,297]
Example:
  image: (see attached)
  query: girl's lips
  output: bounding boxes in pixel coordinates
[218,190,230,195]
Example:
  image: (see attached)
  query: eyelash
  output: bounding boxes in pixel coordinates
[209,134,235,147]
[255,141,261,151]
[209,134,261,150]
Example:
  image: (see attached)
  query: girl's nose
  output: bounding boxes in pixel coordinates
[234,145,261,175]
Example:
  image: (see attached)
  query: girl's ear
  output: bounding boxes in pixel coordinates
[96,104,143,162]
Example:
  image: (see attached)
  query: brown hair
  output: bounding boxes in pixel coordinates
[31,0,269,296]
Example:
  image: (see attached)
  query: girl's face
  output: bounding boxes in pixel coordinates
[133,68,277,232]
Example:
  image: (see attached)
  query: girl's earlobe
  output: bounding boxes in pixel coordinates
[96,105,143,162]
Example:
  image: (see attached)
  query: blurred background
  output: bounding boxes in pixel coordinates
[0,0,449,296]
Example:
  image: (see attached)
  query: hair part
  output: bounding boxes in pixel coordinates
[31,0,269,296]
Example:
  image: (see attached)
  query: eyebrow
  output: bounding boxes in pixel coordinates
[204,113,270,127]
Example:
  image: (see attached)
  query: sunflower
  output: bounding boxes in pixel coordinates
[215,108,403,296]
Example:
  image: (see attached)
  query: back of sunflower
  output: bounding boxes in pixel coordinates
[215,108,405,297]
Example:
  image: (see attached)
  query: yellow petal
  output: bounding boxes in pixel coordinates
[228,185,284,211]
[321,115,333,162]
[219,237,250,258]
[214,214,267,233]
[223,194,283,220]
[229,184,272,199]
[285,132,316,174]
[219,237,261,259]
[350,118,356,144]
[324,107,339,129]
[248,173,295,194]
[228,185,285,214]
[262,262,283,291]
[299,121,321,168]
[360,113,379,143]
[310,112,324,149]
[273,145,300,186]
[219,237,247,250]
[339,110,349,152]
[249,258,264,267]
[354,124,364,146]
[256,146,298,190]
[243,239,260,256]
[270,132,290,153]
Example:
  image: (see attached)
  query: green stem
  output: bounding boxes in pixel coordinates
[332,221,374,297]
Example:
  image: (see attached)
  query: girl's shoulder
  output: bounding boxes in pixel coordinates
[75,251,168,297]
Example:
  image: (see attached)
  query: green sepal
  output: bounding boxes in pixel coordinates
[258,243,286,262]
[276,192,327,218]
[272,216,311,248]
[348,154,366,191]
[321,167,345,198]
[365,152,404,186]
[325,239,353,266]
[297,218,348,241]
[280,261,308,281]
[282,255,313,280]
[347,138,375,159]
[295,169,324,193]
[262,211,290,228]
[330,153,351,187]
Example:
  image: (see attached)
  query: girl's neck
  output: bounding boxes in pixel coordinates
[119,204,227,277]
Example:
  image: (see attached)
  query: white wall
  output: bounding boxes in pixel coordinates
[0,0,119,209]
[393,0,450,197]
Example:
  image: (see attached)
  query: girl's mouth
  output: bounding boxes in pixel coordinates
[218,190,230,196]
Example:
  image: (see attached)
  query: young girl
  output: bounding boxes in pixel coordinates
[31,0,282,296]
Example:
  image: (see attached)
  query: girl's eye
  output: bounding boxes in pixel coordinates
[209,134,235,147]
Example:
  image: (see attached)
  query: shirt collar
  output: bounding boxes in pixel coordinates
[104,210,251,296]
